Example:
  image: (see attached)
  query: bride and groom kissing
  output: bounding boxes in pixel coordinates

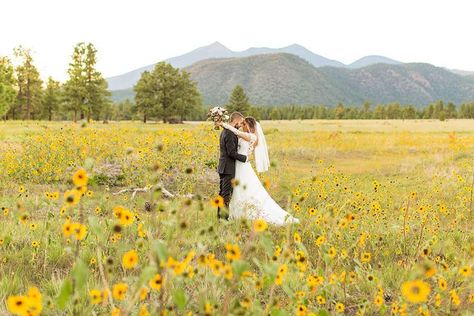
[216,112,299,225]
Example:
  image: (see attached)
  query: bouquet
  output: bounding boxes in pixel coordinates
[207,106,229,130]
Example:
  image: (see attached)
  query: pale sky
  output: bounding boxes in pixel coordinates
[1,0,473,82]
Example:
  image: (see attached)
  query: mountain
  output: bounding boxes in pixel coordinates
[450,69,474,77]
[318,62,474,105]
[184,53,347,106]
[107,42,474,92]
[112,53,474,106]
[108,42,346,90]
[348,55,401,68]
[182,54,474,106]
[236,44,344,67]
[107,42,233,90]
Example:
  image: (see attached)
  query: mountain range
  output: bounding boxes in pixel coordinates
[107,42,401,91]
[108,42,474,106]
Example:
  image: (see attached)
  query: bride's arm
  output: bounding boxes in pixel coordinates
[222,123,253,142]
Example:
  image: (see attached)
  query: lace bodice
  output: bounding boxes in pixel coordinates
[223,123,257,156]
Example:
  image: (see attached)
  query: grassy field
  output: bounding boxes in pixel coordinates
[0,119,473,315]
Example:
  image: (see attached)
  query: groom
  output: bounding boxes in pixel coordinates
[217,112,247,219]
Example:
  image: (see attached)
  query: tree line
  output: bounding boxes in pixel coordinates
[1,46,473,122]
[253,101,474,120]
[1,44,111,121]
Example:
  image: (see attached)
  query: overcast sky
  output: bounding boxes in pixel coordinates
[1,0,473,82]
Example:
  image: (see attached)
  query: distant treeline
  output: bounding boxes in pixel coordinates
[112,99,474,121]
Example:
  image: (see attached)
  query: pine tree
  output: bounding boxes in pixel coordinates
[63,43,110,122]
[13,47,43,120]
[134,62,201,123]
[84,43,110,121]
[41,77,61,121]
[226,85,250,114]
[0,57,16,119]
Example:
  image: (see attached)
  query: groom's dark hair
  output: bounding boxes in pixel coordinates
[230,112,244,122]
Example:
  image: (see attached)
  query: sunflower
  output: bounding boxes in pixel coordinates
[18,185,25,193]
[438,278,447,291]
[139,287,149,301]
[361,252,372,263]
[74,223,88,240]
[64,189,81,206]
[119,209,135,226]
[7,295,28,315]
[112,283,128,300]
[401,280,431,303]
[459,266,472,277]
[139,305,150,316]
[315,235,326,246]
[149,274,163,291]
[223,264,233,280]
[296,305,307,316]
[63,220,73,237]
[27,286,42,309]
[122,250,139,269]
[73,169,88,187]
[240,297,251,309]
[335,302,345,313]
[328,247,337,258]
[294,232,302,243]
[89,289,102,304]
[253,219,268,232]
[316,295,326,305]
[210,196,224,208]
[225,243,241,262]
[374,295,383,307]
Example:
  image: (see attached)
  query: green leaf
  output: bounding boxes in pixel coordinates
[56,279,73,309]
[271,309,288,316]
[152,240,168,263]
[318,309,330,316]
[232,260,250,277]
[72,259,88,291]
[139,266,157,284]
[173,288,187,310]
[259,235,273,254]
[87,216,101,235]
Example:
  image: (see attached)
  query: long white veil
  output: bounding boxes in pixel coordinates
[254,122,270,173]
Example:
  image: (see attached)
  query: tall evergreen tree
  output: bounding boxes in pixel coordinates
[13,46,43,120]
[63,43,110,122]
[0,57,16,119]
[41,77,61,121]
[226,85,250,114]
[134,62,201,123]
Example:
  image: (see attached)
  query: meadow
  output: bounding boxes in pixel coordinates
[0,119,473,316]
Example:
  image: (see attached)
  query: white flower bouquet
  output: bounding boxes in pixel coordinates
[207,106,229,129]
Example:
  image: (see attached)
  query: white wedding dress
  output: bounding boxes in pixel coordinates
[223,124,299,225]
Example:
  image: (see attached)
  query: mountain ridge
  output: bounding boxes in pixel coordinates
[107,42,398,90]
[111,53,474,106]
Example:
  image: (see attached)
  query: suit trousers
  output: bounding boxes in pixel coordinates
[218,173,234,219]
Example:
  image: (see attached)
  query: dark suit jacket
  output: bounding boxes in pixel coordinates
[218,128,247,175]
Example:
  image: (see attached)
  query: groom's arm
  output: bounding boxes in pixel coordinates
[225,132,247,163]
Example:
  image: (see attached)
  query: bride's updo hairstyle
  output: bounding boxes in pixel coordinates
[244,117,257,133]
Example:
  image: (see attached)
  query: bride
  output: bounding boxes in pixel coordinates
[220,117,299,225]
